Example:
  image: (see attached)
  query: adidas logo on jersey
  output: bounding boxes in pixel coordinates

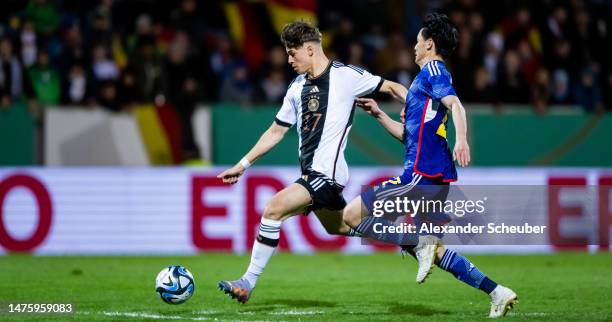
[309,86,319,93]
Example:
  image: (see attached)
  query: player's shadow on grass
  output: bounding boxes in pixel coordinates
[388,303,450,316]
[244,298,337,312]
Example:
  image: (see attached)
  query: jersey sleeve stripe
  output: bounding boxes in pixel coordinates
[274,117,293,127]
[287,75,301,90]
[373,77,384,94]
[434,61,441,75]
[345,64,364,75]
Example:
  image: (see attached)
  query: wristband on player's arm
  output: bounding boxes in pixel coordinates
[239,157,251,169]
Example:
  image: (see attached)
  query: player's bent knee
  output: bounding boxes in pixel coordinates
[342,208,361,228]
[262,204,285,221]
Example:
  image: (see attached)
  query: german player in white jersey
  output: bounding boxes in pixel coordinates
[216,20,411,304]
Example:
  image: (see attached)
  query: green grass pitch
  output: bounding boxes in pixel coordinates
[0,252,610,321]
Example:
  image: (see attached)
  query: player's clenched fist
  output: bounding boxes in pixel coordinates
[217,165,245,184]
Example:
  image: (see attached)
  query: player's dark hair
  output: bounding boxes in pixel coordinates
[280,20,322,49]
[421,13,458,59]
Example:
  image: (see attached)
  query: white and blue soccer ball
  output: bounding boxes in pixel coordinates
[155,265,195,304]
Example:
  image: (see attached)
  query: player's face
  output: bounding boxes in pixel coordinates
[286,45,311,74]
[414,30,431,66]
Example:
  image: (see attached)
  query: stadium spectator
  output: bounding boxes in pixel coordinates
[170,0,202,37]
[219,60,252,106]
[254,45,293,85]
[550,69,572,105]
[466,11,485,59]
[450,29,475,98]
[483,32,503,86]
[162,32,200,160]
[116,67,139,108]
[124,13,154,56]
[88,0,114,46]
[463,66,496,104]
[0,0,610,112]
[384,47,416,91]
[574,64,604,113]
[548,39,574,79]
[543,5,570,43]
[19,19,37,68]
[346,41,367,69]
[373,32,405,75]
[129,35,163,101]
[0,37,25,108]
[499,6,541,54]
[496,50,529,104]
[330,17,355,63]
[571,8,606,69]
[56,24,87,76]
[91,44,119,82]
[27,49,60,106]
[207,34,235,101]
[25,0,60,36]
[253,69,286,104]
[361,24,387,57]
[97,80,120,112]
[517,39,540,85]
[61,63,93,106]
[532,67,551,114]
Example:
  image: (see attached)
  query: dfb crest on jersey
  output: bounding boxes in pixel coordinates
[308,96,319,111]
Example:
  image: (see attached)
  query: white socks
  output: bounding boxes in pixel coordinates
[242,217,282,288]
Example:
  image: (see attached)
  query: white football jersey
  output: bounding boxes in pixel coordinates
[275,61,383,186]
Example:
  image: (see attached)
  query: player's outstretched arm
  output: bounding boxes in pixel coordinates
[217,122,290,184]
[355,98,404,142]
[378,80,408,104]
[441,95,470,167]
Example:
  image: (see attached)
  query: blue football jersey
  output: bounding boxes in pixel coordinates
[403,60,457,182]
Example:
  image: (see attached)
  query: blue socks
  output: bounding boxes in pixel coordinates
[353,216,498,295]
[438,249,498,294]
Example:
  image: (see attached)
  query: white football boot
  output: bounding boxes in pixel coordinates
[413,235,439,283]
[488,285,518,318]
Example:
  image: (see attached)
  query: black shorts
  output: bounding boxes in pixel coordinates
[295,172,347,214]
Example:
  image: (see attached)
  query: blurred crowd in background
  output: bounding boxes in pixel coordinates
[1,0,611,117]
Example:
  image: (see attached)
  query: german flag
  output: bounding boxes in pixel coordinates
[224,0,317,71]
[266,0,318,35]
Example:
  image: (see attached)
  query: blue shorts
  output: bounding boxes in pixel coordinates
[361,171,451,236]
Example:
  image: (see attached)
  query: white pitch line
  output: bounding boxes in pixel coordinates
[269,309,324,316]
[193,310,219,315]
[79,311,288,322]
[512,312,547,317]
[78,311,212,321]
[102,311,198,320]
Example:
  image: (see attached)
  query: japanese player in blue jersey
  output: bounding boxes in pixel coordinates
[342,13,517,318]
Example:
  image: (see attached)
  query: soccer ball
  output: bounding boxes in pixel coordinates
[155,265,195,304]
